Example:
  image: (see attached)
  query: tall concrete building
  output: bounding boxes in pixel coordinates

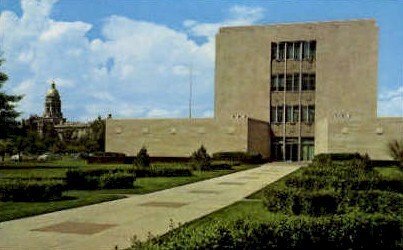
[106,19,403,161]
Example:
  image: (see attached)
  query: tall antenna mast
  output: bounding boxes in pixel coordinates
[189,63,193,119]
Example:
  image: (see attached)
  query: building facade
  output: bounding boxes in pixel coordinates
[25,82,89,140]
[105,19,403,161]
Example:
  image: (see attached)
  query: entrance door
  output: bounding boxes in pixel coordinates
[285,138,298,162]
[301,138,315,161]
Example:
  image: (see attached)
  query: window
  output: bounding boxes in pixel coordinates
[272,40,315,61]
[271,42,277,60]
[286,74,293,91]
[278,42,285,61]
[302,74,315,90]
[308,105,315,123]
[294,42,301,60]
[271,75,277,91]
[309,41,316,60]
[286,42,293,59]
[270,107,277,123]
[302,106,308,122]
[293,74,300,91]
[293,105,299,122]
[277,106,284,122]
[278,74,285,91]
[286,106,293,122]
[302,41,316,60]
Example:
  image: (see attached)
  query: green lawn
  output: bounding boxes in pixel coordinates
[375,166,403,179]
[0,158,256,222]
[0,191,125,222]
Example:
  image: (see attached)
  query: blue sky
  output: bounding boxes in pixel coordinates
[0,0,402,121]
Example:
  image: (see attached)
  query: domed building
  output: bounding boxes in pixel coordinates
[44,82,63,120]
[24,81,89,140]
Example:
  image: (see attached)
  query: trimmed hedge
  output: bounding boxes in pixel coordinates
[99,173,135,189]
[313,152,364,162]
[212,151,264,164]
[0,180,65,201]
[132,168,192,178]
[138,213,402,249]
[263,187,340,216]
[264,186,403,216]
[65,168,136,189]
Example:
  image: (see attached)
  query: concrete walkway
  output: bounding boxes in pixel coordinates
[0,163,300,250]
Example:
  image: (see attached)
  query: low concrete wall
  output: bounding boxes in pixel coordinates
[326,117,403,160]
[105,118,248,157]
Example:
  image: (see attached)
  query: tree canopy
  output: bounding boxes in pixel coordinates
[0,58,23,139]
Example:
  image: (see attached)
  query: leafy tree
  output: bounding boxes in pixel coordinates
[0,58,23,139]
[191,145,211,171]
[135,146,150,168]
[88,116,105,152]
[388,139,403,169]
[0,139,12,161]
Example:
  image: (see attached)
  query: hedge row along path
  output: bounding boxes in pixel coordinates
[0,163,300,250]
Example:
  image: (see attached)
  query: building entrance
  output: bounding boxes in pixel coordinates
[271,137,314,162]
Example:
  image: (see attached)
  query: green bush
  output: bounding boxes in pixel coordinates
[135,147,150,168]
[342,190,403,214]
[65,168,135,189]
[212,151,263,164]
[388,139,403,168]
[191,145,211,171]
[138,213,402,249]
[263,187,340,216]
[132,168,192,177]
[312,153,332,165]
[99,173,135,189]
[0,180,65,201]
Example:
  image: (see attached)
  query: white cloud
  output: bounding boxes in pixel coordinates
[378,86,403,117]
[0,1,265,121]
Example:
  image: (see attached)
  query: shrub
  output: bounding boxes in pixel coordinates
[263,187,340,216]
[132,167,192,177]
[65,168,135,189]
[135,147,150,168]
[312,153,332,165]
[388,139,403,168]
[191,145,211,171]
[212,151,263,164]
[139,213,402,249]
[341,190,403,214]
[0,180,65,201]
[99,172,135,189]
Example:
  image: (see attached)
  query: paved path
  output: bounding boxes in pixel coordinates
[0,163,300,250]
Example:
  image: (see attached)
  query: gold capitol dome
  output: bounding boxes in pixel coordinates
[46,81,60,98]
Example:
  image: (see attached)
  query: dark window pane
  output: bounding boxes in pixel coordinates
[310,74,316,90]
[294,42,301,60]
[271,42,277,60]
[286,74,293,91]
[308,105,315,122]
[302,41,310,59]
[271,75,277,91]
[302,74,309,90]
[286,42,293,59]
[293,74,300,91]
[293,106,299,122]
[302,106,308,122]
[309,41,316,60]
[286,106,293,122]
[278,42,285,60]
[278,106,283,122]
[270,107,276,123]
[278,74,285,91]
